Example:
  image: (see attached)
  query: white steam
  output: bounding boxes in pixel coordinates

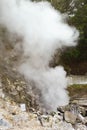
[0,0,79,110]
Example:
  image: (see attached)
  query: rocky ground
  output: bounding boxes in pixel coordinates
[0,53,87,130]
[0,86,87,130]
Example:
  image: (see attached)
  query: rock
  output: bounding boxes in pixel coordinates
[57,121,75,130]
[78,98,87,107]
[64,111,77,124]
[77,113,85,124]
[71,98,87,107]
[79,106,87,117]
[57,107,65,113]
[70,104,80,114]
[0,89,5,98]
[0,115,12,129]
[57,111,64,120]
[84,117,87,125]
[13,112,29,123]
[75,123,87,130]
[57,105,70,112]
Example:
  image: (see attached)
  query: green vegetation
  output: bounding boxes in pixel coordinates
[53,0,87,74]
[67,84,87,98]
[62,0,87,63]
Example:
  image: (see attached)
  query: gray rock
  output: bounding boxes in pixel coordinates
[75,123,87,130]
[79,106,87,117]
[0,89,5,98]
[71,98,87,107]
[0,115,12,129]
[77,113,85,124]
[57,121,75,130]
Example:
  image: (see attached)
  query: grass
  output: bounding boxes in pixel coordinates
[67,84,87,98]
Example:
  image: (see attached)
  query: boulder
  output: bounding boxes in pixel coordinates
[64,111,77,124]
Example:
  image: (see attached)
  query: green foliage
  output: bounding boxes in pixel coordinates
[60,0,87,64]
[62,48,80,63]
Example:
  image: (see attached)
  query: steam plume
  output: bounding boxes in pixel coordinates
[0,0,79,110]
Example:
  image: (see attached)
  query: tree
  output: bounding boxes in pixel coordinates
[51,0,87,62]
[33,0,87,74]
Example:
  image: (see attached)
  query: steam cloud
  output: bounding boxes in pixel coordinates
[0,0,79,110]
